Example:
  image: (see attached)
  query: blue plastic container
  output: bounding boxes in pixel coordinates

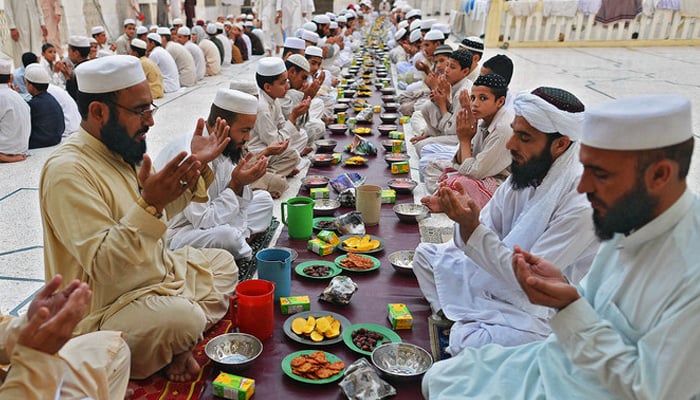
[256,248,292,301]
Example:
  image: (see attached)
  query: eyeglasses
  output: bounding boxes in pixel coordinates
[106,100,159,118]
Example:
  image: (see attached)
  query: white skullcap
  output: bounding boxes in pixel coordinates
[302,30,319,44]
[173,18,183,25]
[0,59,11,75]
[157,27,171,36]
[97,50,113,58]
[75,55,146,93]
[246,15,254,20]
[284,37,305,50]
[330,21,338,29]
[178,26,191,36]
[89,37,98,44]
[424,29,444,41]
[224,21,233,27]
[312,14,331,24]
[361,0,372,7]
[302,22,317,32]
[238,13,247,19]
[257,57,286,76]
[149,25,158,31]
[147,32,162,44]
[136,26,148,35]
[226,14,234,19]
[214,88,258,115]
[244,21,253,27]
[401,5,413,13]
[582,95,692,151]
[460,36,484,52]
[130,38,147,50]
[91,26,105,35]
[25,64,50,85]
[409,19,421,32]
[394,28,407,41]
[420,18,436,30]
[432,23,450,34]
[406,9,421,19]
[229,80,259,96]
[206,23,217,34]
[287,53,310,72]
[397,20,409,30]
[346,10,357,18]
[235,22,244,30]
[337,16,347,23]
[123,18,136,26]
[305,45,323,58]
[513,90,585,141]
[68,35,91,48]
[326,12,336,19]
[409,29,422,43]
[215,22,224,31]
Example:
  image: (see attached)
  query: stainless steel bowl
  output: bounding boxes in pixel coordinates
[328,124,349,134]
[384,154,410,167]
[205,333,263,373]
[387,178,417,193]
[302,175,330,189]
[377,124,398,135]
[314,139,338,153]
[314,199,341,216]
[388,250,415,275]
[379,113,400,124]
[310,153,334,167]
[393,203,429,224]
[371,342,433,383]
[384,102,400,113]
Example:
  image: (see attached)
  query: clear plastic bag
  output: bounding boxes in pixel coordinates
[319,276,358,305]
[338,358,397,400]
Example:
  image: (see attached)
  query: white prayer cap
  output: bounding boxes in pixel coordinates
[409,29,422,43]
[394,28,407,41]
[287,53,310,72]
[178,27,191,36]
[136,26,148,35]
[157,27,171,36]
[397,20,409,30]
[337,16,347,23]
[302,30,320,44]
[432,23,451,34]
[216,22,225,30]
[326,12,336,20]
[302,22,317,32]
[330,21,338,29]
[130,38,147,50]
[246,15,254,21]
[226,14,234,20]
[305,46,323,58]
[361,0,372,8]
[409,19,421,32]
[346,10,357,19]
[229,80,259,96]
[149,25,158,31]
[173,18,184,25]
[75,55,146,93]
[97,50,113,58]
[224,21,233,27]
[0,59,11,75]
[312,14,331,24]
[123,18,136,26]
[244,21,254,27]
[89,37,98,44]
[582,95,692,151]
[420,18,436,30]
[238,13,247,20]
[68,35,91,48]
[25,64,50,85]
[424,29,444,41]
[257,57,286,76]
[406,9,421,19]
[147,32,162,44]
[284,37,305,50]
[234,22,244,30]
[401,5,413,13]
[214,88,258,115]
[513,87,586,141]
[91,26,105,35]
[206,23,217,34]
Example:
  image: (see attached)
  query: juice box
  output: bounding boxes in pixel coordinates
[280,295,311,314]
[381,189,396,204]
[399,116,411,124]
[391,161,410,174]
[391,140,404,153]
[387,303,413,330]
[332,153,343,164]
[310,187,330,199]
[308,238,334,256]
[317,230,340,246]
[337,112,346,124]
[388,131,405,140]
[212,372,255,400]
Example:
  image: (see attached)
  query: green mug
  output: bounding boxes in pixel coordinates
[281,196,315,239]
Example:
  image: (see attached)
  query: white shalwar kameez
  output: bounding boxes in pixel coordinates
[4,0,45,67]
[279,0,303,38]
[0,84,31,155]
[149,46,181,93]
[414,144,598,354]
[424,189,700,400]
[280,88,324,146]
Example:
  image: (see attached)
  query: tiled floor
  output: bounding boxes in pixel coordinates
[2,44,699,316]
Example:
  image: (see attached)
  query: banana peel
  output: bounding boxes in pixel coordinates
[342,235,380,251]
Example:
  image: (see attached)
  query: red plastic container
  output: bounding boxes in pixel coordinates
[230,279,275,340]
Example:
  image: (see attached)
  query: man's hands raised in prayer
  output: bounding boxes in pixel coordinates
[512,246,580,310]
[191,117,231,164]
[228,153,268,196]
[437,180,481,242]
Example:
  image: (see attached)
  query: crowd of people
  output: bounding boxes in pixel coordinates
[0,0,699,399]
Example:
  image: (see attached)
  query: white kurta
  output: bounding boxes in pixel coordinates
[414,146,598,353]
[184,41,206,81]
[279,0,303,37]
[217,34,232,65]
[47,84,81,136]
[248,90,301,153]
[4,0,45,67]
[167,154,274,260]
[0,85,31,155]
[259,0,283,52]
[149,46,181,93]
[424,189,700,400]
[166,41,197,87]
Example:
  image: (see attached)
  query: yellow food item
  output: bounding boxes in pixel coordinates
[326,320,341,338]
[291,317,307,335]
[315,317,331,334]
[354,128,371,135]
[310,331,325,342]
[346,156,367,165]
[303,315,316,334]
[342,235,380,251]
[293,314,342,341]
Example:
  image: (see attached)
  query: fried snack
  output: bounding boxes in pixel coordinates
[340,253,375,270]
[291,351,346,380]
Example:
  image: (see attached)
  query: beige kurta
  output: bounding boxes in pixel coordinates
[199,39,222,76]
[140,56,164,99]
[40,129,238,378]
[4,0,45,67]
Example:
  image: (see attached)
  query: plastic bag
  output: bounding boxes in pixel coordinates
[336,210,365,235]
[338,358,397,400]
[344,135,377,156]
[319,276,358,305]
[331,173,365,193]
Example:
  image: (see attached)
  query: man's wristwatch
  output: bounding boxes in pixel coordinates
[137,197,162,219]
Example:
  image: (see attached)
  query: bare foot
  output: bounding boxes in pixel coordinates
[300,146,314,156]
[270,191,281,199]
[287,168,300,177]
[124,388,134,400]
[421,195,442,213]
[165,351,201,382]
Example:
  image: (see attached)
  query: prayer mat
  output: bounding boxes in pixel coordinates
[428,314,454,361]
[237,217,280,282]
[128,319,233,400]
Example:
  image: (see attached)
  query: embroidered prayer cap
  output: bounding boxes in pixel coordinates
[0,59,11,75]
[214,88,258,115]
[147,32,162,44]
[394,28,407,41]
[409,29,422,43]
[305,46,323,58]
[397,20,409,30]
[123,18,136,26]
[302,30,320,44]
[302,22,317,32]
[157,27,171,36]
[130,38,147,50]
[91,26,105,35]
[229,80,259,97]
[173,18,184,25]
[582,95,692,151]
[420,19,436,31]
[68,36,91,48]
[136,26,148,35]
[287,54,310,72]
[474,73,508,89]
[75,54,146,93]
[312,14,331,24]
[257,57,286,77]
[178,27,191,36]
[460,36,484,53]
[424,29,444,41]
[513,87,585,141]
[206,23,218,34]
[406,9,422,19]
[284,37,305,50]
[25,64,50,85]
[433,44,453,56]
[409,19,421,32]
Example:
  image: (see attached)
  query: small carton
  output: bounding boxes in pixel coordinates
[391,140,404,154]
[381,189,396,204]
[308,238,334,256]
[391,161,410,174]
[388,303,413,330]
[399,116,411,124]
[212,372,255,400]
[280,295,311,314]
[317,230,340,246]
[310,187,330,199]
[388,131,405,140]
[332,153,343,164]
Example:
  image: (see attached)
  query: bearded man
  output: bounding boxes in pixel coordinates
[413,87,599,355]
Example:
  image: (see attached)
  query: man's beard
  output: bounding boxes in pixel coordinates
[590,180,658,241]
[509,145,555,190]
[222,141,244,164]
[101,109,147,165]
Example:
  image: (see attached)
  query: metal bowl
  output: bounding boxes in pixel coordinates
[205,333,263,373]
[382,139,405,153]
[302,175,330,189]
[328,124,348,134]
[387,177,417,193]
[384,154,410,167]
[371,342,433,383]
[376,71,388,78]
[380,87,396,95]
[377,124,398,135]
[388,250,415,275]
[310,153,334,167]
[333,103,349,113]
[337,97,353,105]
[314,199,341,216]
[314,139,337,153]
[381,95,398,104]
[384,103,400,113]
[342,89,357,98]
[379,113,400,124]
[393,203,429,224]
